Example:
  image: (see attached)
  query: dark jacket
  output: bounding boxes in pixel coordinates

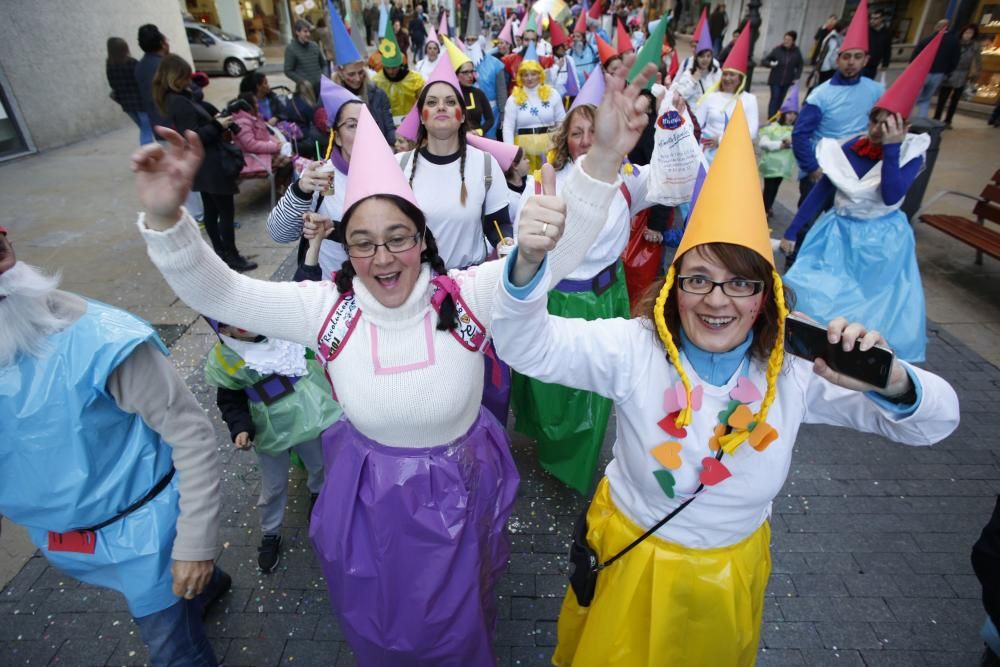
[361,82,396,144]
[135,53,168,127]
[862,25,893,77]
[766,45,804,86]
[284,39,328,93]
[164,90,239,195]
[461,85,495,134]
[107,58,144,113]
[409,15,427,43]
[709,9,728,40]
[912,30,960,75]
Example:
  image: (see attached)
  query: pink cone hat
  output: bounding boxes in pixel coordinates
[426,46,465,100]
[466,132,520,171]
[498,16,515,43]
[840,0,869,53]
[439,11,449,38]
[426,22,440,45]
[570,66,604,109]
[397,104,421,141]
[344,105,419,212]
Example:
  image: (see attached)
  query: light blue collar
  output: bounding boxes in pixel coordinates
[679,329,753,386]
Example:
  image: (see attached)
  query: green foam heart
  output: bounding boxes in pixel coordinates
[653,469,677,499]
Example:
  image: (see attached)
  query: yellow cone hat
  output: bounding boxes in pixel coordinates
[674,102,775,267]
[441,35,472,71]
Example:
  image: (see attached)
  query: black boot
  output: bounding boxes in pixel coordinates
[223,252,257,272]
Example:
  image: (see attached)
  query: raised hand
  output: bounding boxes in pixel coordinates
[302,212,333,242]
[131,126,204,230]
[584,53,659,183]
[512,165,564,286]
[815,316,910,397]
[881,112,907,145]
[298,161,331,194]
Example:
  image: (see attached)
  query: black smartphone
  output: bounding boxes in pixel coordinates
[784,315,894,388]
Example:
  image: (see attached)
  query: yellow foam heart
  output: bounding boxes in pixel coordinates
[651,441,683,470]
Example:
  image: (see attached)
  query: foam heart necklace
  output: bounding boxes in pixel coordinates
[651,358,765,499]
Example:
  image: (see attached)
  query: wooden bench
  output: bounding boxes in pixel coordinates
[918,169,1000,265]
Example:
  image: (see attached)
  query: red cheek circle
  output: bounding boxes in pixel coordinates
[421,109,430,122]
[454,109,463,121]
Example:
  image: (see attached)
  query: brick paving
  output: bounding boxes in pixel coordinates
[2,258,997,667]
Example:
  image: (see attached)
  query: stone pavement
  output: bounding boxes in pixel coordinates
[2,67,1000,667]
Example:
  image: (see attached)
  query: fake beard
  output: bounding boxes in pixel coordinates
[0,263,75,366]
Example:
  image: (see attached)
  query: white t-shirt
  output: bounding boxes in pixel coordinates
[398,146,509,269]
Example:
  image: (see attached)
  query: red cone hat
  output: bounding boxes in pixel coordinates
[587,0,602,21]
[840,0,870,53]
[875,30,943,118]
[573,9,588,34]
[549,16,569,48]
[721,22,751,74]
[615,20,633,54]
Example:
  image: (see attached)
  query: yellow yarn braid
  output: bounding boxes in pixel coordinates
[718,269,788,452]
[653,265,694,428]
[695,71,746,107]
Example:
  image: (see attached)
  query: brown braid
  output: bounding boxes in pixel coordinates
[458,131,468,205]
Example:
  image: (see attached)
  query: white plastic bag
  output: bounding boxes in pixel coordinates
[648,96,702,206]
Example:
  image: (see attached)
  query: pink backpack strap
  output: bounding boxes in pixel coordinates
[430,275,487,353]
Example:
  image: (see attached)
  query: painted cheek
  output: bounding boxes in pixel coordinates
[454,108,463,121]
[421,109,430,122]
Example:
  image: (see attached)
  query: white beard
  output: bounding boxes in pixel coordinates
[0,262,75,367]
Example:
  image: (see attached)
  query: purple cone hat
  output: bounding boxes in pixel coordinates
[695,22,713,55]
[779,82,801,114]
[569,68,604,110]
[320,76,361,123]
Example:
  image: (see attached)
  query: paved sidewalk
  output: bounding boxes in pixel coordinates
[1,68,998,665]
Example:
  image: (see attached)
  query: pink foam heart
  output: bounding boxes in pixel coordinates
[730,376,763,404]
[663,383,704,414]
[689,385,703,411]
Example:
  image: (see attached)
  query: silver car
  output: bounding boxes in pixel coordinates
[184,22,265,77]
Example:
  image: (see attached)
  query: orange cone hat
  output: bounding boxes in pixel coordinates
[615,20,633,54]
[840,0,869,53]
[596,35,618,64]
[721,22,751,74]
[674,101,774,267]
[343,105,419,212]
[875,29,943,118]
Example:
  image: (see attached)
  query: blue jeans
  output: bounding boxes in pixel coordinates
[133,567,227,667]
[128,110,156,145]
[768,83,791,119]
[914,72,944,119]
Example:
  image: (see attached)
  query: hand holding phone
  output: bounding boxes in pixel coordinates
[784,314,896,389]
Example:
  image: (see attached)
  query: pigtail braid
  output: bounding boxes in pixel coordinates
[653,265,694,428]
[755,270,787,425]
[458,132,468,206]
[334,257,356,294]
[421,228,458,331]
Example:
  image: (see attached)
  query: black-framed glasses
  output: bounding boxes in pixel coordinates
[346,233,422,258]
[676,275,765,298]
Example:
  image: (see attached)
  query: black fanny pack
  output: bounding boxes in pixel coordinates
[568,448,724,607]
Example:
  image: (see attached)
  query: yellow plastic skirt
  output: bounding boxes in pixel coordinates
[514,132,554,172]
[553,477,772,667]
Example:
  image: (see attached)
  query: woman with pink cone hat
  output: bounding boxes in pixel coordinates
[413,21,443,79]
[397,54,512,270]
[266,77,363,279]
[131,57,659,666]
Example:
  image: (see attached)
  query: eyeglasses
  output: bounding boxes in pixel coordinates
[346,233,422,258]
[676,275,765,298]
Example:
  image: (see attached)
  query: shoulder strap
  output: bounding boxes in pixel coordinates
[619,182,632,209]
[400,149,414,173]
[315,290,362,365]
[482,151,493,219]
[429,274,488,353]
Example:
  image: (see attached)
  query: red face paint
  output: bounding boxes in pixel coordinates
[454,109,463,121]
[421,108,431,122]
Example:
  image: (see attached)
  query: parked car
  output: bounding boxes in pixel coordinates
[185,22,265,77]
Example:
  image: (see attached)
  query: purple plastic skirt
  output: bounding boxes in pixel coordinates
[309,409,519,666]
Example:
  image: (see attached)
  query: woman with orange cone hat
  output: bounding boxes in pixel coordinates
[490,100,960,667]
[781,32,945,364]
[694,23,759,164]
[132,55,659,661]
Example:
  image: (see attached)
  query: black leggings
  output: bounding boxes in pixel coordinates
[933,85,963,124]
[762,177,783,213]
[201,192,236,255]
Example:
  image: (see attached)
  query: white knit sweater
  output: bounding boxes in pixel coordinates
[139,162,618,446]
